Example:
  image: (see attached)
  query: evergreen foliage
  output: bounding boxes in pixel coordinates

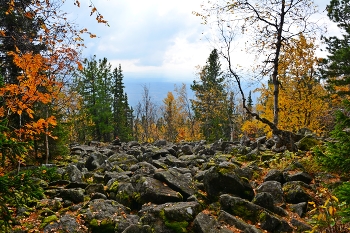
[191,49,231,141]
[334,182,350,223]
[0,166,60,231]
[322,0,350,95]
[74,57,132,142]
[0,119,28,168]
[0,0,45,83]
[112,65,133,141]
[75,56,114,142]
[315,100,350,173]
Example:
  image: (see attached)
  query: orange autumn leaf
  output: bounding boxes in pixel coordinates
[90,7,97,16]
[77,61,83,71]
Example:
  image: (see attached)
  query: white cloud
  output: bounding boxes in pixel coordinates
[65,0,342,85]
[67,0,210,83]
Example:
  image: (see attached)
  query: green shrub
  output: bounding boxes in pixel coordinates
[0,166,60,231]
[314,100,350,174]
[334,182,350,223]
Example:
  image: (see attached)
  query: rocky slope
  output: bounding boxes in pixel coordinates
[12,133,337,232]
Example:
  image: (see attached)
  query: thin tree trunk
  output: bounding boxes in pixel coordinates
[45,107,49,164]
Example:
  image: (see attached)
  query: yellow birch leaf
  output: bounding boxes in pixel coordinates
[329,206,334,216]
[331,195,339,202]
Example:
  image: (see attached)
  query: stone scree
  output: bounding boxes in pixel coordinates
[34,133,321,232]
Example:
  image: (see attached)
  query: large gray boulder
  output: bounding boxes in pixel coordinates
[283,181,313,204]
[64,164,83,182]
[203,163,254,201]
[43,214,84,233]
[132,175,183,204]
[58,188,85,204]
[139,201,201,233]
[220,194,293,233]
[193,212,232,233]
[256,180,284,204]
[108,153,139,171]
[85,152,108,171]
[217,211,262,233]
[80,199,136,233]
[154,168,195,199]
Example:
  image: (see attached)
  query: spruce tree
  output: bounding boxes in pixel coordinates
[191,49,230,141]
[247,91,253,120]
[322,0,350,95]
[112,65,133,141]
[75,56,113,142]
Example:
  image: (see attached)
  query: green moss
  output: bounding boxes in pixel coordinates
[218,167,230,175]
[40,215,58,229]
[258,211,267,222]
[298,136,319,151]
[165,221,188,233]
[116,190,130,201]
[260,152,275,161]
[133,192,143,203]
[71,158,79,163]
[89,219,115,233]
[252,171,261,180]
[109,181,119,192]
[159,209,188,233]
[159,209,165,219]
[230,202,258,223]
[89,219,99,227]
[40,208,55,217]
[207,161,216,167]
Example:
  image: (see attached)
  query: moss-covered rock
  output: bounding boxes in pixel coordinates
[108,180,119,192]
[296,135,320,151]
[283,181,312,204]
[203,164,254,201]
[164,221,188,233]
[89,218,115,233]
[40,215,58,229]
[219,194,262,223]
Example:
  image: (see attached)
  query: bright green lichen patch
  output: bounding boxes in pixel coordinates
[165,221,188,233]
[109,180,119,192]
[40,215,58,229]
[89,218,115,233]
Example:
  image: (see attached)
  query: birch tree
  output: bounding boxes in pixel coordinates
[197,0,320,150]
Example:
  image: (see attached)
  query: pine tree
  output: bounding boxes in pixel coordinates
[191,49,230,141]
[112,65,133,141]
[247,91,253,120]
[75,56,113,142]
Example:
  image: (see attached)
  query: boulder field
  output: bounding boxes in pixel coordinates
[15,133,333,232]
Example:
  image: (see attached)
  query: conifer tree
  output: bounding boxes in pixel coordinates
[191,49,230,141]
[112,65,133,141]
[247,91,253,120]
[0,0,45,83]
[322,0,350,96]
[75,56,113,142]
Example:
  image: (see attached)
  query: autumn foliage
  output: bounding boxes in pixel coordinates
[243,35,331,137]
[0,52,59,138]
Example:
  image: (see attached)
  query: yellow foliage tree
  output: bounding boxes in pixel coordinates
[160,90,203,142]
[174,84,202,142]
[255,35,330,135]
[0,52,60,140]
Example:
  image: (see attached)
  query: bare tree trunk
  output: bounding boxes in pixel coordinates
[45,107,49,164]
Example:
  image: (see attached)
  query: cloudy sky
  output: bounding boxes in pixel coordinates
[65,0,340,106]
